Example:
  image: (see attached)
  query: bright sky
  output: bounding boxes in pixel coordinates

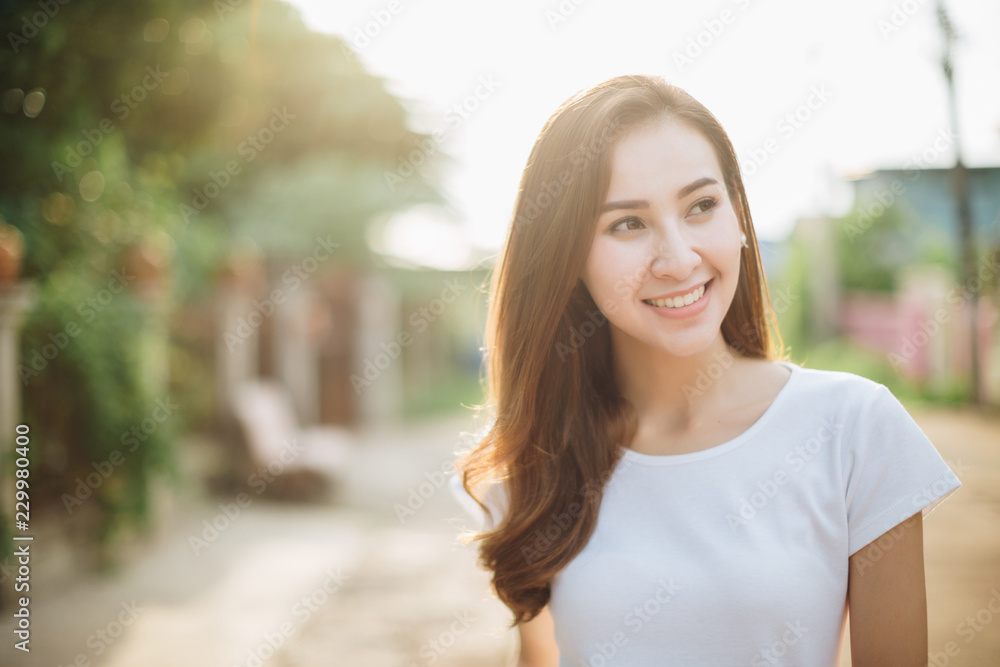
[285,0,1000,269]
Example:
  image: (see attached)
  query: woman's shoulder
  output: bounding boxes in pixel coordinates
[752,359,895,436]
[775,358,884,402]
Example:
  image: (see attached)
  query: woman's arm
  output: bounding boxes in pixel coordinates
[847,511,927,667]
[513,604,560,667]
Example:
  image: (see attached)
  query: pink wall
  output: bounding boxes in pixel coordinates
[840,290,998,401]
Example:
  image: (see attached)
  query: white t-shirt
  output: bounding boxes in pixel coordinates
[448,361,963,666]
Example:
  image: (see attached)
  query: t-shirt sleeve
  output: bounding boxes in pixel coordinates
[449,471,509,532]
[842,382,962,556]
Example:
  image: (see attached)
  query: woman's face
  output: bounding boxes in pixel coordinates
[581,117,744,358]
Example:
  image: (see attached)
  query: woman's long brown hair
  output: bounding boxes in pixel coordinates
[453,74,786,627]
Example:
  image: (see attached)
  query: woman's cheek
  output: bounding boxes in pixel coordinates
[589,243,643,307]
[613,275,631,299]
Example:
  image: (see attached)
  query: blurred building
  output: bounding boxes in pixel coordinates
[787,166,1000,404]
[850,167,1000,254]
[203,260,490,431]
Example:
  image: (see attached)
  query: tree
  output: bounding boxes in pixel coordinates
[0,0,443,568]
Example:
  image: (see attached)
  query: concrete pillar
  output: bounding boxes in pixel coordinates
[353,272,402,425]
[0,283,36,451]
[273,286,322,425]
[216,288,259,415]
[214,251,265,415]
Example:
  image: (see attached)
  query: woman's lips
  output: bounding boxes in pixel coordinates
[642,279,713,319]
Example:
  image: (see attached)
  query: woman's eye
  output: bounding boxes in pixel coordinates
[610,217,644,233]
[690,197,718,216]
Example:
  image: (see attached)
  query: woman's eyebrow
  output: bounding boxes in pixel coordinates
[677,177,718,199]
[601,177,719,213]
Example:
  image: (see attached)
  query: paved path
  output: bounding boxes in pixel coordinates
[903,403,1000,667]
[0,404,997,666]
[0,413,514,667]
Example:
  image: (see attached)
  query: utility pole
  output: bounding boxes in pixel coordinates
[936,0,980,404]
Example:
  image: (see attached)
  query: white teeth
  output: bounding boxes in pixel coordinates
[644,284,706,309]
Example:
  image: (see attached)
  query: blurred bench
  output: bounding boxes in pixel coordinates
[230,379,355,501]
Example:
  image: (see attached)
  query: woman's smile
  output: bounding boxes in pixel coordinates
[642,278,713,318]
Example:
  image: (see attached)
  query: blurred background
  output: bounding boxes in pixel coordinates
[0,0,997,665]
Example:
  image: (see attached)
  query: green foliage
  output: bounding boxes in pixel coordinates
[0,0,444,559]
[403,366,484,419]
[835,203,910,293]
[19,268,178,535]
[788,337,907,393]
[770,233,815,355]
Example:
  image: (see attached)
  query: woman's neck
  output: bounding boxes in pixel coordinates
[612,332,747,432]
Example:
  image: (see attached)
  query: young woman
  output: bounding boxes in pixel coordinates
[449,74,961,666]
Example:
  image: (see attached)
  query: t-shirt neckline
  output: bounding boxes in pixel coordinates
[617,360,800,466]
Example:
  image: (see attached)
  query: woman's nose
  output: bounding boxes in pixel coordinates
[648,225,700,280]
